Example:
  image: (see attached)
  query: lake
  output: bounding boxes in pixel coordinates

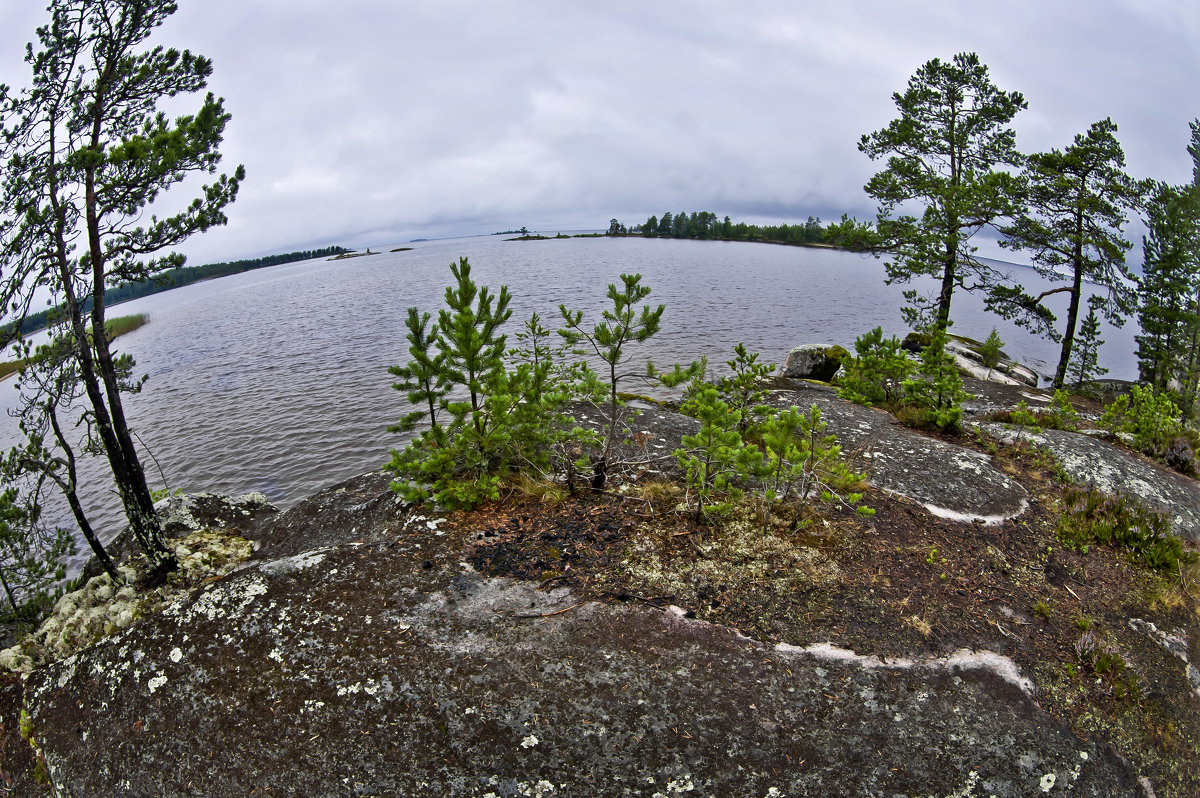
[0,234,1137,572]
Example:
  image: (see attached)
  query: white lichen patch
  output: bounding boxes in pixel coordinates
[1,565,138,674]
[168,647,183,663]
[336,678,382,697]
[1039,772,1056,792]
[1,528,257,675]
[147,673,168,693]
[174,573,269,625]
[515,781,558,798]
[943,771,980,798]
[521,734,540,748]
[652,776,696,797]
[257,548,330,577]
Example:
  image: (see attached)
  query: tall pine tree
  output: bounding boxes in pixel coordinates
[859,52,1028,330]
[1135,182,1200,395]
[999,119,1144,390]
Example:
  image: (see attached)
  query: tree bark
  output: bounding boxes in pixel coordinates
[1053,220,1087,390]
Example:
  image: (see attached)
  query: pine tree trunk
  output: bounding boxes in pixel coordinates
[1054,270,1084,390]
[0,569,17,618]
[68,197,174,582]
[937,239,956,329]
[1054,221,1087,390]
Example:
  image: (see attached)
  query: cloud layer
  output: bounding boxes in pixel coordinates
[1,0,1196,264]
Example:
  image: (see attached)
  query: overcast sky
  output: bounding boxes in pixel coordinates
[1,0,1197,265]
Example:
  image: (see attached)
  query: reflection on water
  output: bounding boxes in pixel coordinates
[0,235,1137,572]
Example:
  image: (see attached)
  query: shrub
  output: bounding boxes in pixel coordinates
[715,343,774,435]
[1044,390,1079,431]
[836,326,912,406]
[1074,631,1142,701]
[757,403,872,527]
[560,273,701,491]
[1099,385,1182,458]
[979,328,1004,373]
[1005,400,1042,438]
[1058,485,1194,572]
[675,386,760,521]
[386,259,594,509]
[901,326,971,432]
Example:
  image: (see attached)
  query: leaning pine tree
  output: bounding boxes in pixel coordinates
[0,0,244,582]
[998,119,1143,390]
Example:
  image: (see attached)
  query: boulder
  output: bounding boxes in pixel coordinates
[779,344,848,381]
[902,333,1039,388]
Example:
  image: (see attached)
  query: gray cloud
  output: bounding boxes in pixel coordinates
[1,0,1197,264]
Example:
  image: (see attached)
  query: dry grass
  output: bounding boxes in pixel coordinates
[101,313,148,340]
[905,614,933,637]
[506,473,568,506]
[0,314,148,380]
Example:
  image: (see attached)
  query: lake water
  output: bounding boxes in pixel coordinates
[0,234,1137,572]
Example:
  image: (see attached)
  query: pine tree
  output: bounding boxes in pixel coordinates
[559,273,671,491]
[676,386,757,522]
[902,327,971,430]
[0,487,73,622]
[388,308,449,433]
[859,52,1027,330]
[837,327,912,406]
[0,0,243,581]
[438,257,512,435]
[1001,119,1145,389]
[1067,300,1109,391]
[1135,182,1200,393]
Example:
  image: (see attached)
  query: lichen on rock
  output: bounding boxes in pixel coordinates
[1,527,254,675]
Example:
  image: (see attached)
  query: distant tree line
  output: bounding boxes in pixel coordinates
[606,212,830,245]
[2,246,348,342]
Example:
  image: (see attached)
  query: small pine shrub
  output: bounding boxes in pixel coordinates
[979,328,1004,373]
[675,385,759,521]
[837,326,912,406]
[757,402,873,526]
[1044,390,1079,431]
[1099,385,1182,458]
[715,343,774,435]
[901,326,971,432]
[1006,400,1042,438]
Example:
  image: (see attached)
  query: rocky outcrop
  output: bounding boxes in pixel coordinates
[9,388,1199,796]
[769,381,1028,522]
[977,422,1200,541]
[14,473,1146,797]
[902,333,1039,387]
[779,344,848,381]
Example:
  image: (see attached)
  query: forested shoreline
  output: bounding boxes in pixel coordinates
[0,246,348,342]
[607,210,833,246]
